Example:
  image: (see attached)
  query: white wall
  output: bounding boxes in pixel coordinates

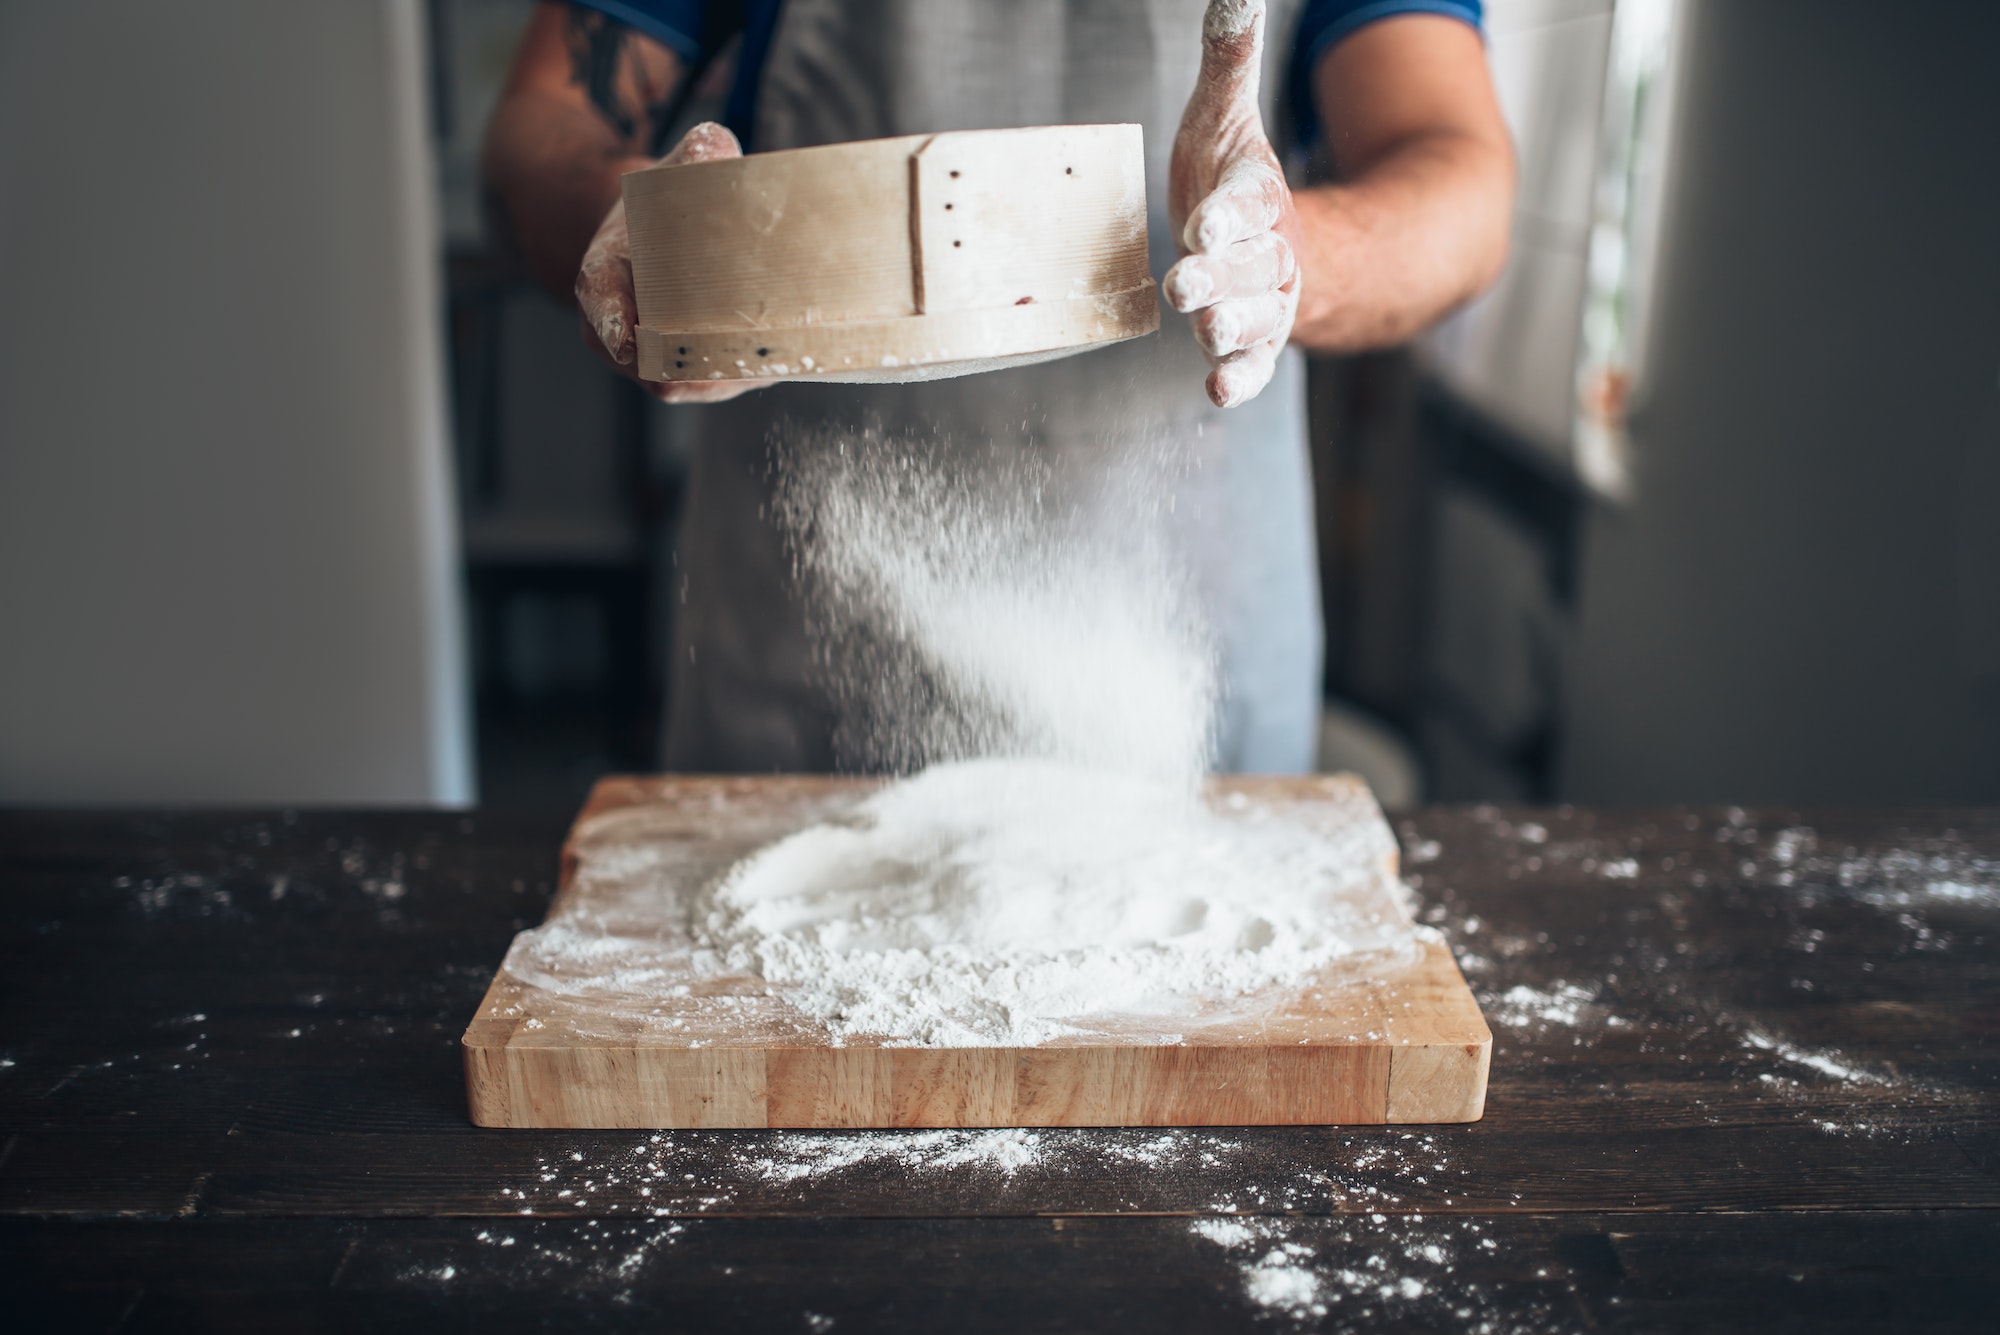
[0,0,472,804]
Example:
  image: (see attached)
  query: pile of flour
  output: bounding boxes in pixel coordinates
[694,756,1416,1045]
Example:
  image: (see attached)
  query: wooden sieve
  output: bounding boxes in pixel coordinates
[621,123,1160,385]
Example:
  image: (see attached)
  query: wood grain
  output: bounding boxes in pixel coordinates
[461,774,1492,1129]
[620,125,1159,385]
[623,134,926,333]
[11,1213,1998,1334]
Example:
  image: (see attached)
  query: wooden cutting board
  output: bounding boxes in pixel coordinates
[462,775,1490,1129]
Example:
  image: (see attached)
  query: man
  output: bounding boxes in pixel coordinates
[485,0,1512,773]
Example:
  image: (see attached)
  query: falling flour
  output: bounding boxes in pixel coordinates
[504,426,1421,1045]
[771,422,1216,783]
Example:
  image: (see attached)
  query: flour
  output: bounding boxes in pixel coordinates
[504,421,1421,1044]
[696,757,1419,1045]
[1742,1029,1892,1087]
[740,1128,1045,1180]
[596,422,1417,1045]
[1192,1217,1257,1248]
[495,1125,1487,1221]
[773,423,1215,784]
[1186,1212,1563,1331]
[1483,981,1599,1031]
[1243,1249,1324,1316]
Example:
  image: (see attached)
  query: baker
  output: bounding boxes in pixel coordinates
[485,0,1511,774]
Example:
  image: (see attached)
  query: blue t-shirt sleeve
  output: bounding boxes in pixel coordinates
[1291,0,1484,146]
[565,0,706,60]
[563,1,785,148]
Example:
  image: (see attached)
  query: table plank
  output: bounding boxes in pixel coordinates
[6,1212,1997,1333]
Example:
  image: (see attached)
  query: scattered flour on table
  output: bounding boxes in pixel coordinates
[1244,1250,1324,1317]
[1192,1217,1257,1248]
[483,1127,1593,1322]
[497,1128,1255,1219]
[443,1130,1539,1322]
[739,1128,1046,1180]
[495,1124,1490,1222]
[1722,820,2000,908]
[1742,1029,1892,1088]
[1740,1028,1927,1140]
[1481,981,1613,1034]
[388,1219,693,1298]
[1187,1212,1564,1331]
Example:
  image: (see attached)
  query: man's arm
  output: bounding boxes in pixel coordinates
[482,4,683,302]
[1291,15,1514,351]
[1165,2,1511,407]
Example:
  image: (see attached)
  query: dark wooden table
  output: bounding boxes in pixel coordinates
[2,804,1995,1331]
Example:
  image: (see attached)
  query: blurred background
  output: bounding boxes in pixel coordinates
[2,0,1996,811]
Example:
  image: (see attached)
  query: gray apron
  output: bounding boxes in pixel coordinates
[665,0,1320,774]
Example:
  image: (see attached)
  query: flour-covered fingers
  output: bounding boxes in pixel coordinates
[1174,2,1288,409]
[1163,231,1295,312]
[1195,1,1268,106]
[576,206,638,364]
[1190,290,1293,360]
[664,120,741,166]
[1181,157,1288,253]
[1206,339,1280,408]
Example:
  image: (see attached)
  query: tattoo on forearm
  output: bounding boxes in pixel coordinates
[564,10,667,146]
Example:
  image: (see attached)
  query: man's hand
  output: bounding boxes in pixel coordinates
[1165,0,1299,409]
[575,121,759,403]
[485,5,764,403]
